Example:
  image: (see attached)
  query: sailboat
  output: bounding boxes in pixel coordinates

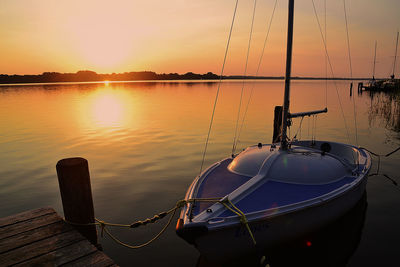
[365,32,399,92]
[382,31,399,90]
[176,0,371,260]
[365,41,384,91]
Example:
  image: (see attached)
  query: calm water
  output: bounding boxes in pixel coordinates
[0,80,399,266]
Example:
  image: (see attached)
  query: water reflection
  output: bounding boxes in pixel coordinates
[1,81,399,266]
[77,88,136,130]
[91,90,125,126]
[197,192,367,267]
[367,90,400,134]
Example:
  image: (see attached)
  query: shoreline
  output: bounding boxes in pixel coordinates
[0,77,370,87]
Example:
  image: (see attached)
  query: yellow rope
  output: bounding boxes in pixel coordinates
[220,199,257,245]
[63,197,257,249]
[100,207,178,249]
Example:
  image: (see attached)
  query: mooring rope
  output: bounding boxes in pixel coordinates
[63,143,400,250]
[64,197,257,249]
[97,207,178,249]
[362,146,400,190]
[220,198,257,245]
[199,0,239,174]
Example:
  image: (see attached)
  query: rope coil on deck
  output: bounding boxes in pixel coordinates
[63,197,257,249]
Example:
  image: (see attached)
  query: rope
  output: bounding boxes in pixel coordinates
[220,198,257,245]
[199,0,239,174]
[236,0,278,146]
[232,0,258,157]
[63,196,257,249]
[361,146,400,158]
[362,146,400,190]
[343,0,359,147]
[311,0,352,145]
[99,208,178,249]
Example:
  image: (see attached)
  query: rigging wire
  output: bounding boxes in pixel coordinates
[199,0,239,174]
[392,31,399,78]
[236,0,279,147]
[314,115,318,142]
[324,0,328,108]
[311,0,352,145]
[232,0,258,157]
[311,115,316,143]
[372,41,377,79]
[292,116,304,140]
[343,0,359,146]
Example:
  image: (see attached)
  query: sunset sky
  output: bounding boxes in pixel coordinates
[1,0,399,78]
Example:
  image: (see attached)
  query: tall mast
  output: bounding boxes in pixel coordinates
[391,31,399,79]
[372,41,377,80]
[281,0,294,150]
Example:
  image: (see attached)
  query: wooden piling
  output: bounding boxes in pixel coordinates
[272,106,283,143]
[56,157,98,246]
[349,82,353,96]
[358,82,363,94]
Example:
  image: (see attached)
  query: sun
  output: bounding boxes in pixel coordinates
[64,4,138,72]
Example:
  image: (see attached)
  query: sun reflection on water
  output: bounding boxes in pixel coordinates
[78,87,137,130]
[93,91,124,126]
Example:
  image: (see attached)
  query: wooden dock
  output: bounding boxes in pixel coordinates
[0,207,118,267]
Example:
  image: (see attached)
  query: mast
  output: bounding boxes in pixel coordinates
[391,31,399,79]
[281,0,294,150]
[372,41,377,80]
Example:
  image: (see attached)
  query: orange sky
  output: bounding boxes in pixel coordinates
[1,0,399,78]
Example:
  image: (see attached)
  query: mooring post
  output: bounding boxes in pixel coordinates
[56,157,98,246]
[349,82,353,96]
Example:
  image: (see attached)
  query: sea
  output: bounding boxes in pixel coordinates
[0,80,399,266]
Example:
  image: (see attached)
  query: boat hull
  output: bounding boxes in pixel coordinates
[177,142,371,262]
[194,176,367,262]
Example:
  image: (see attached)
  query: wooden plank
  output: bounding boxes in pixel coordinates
[0,212,62,240]
[0,229,86,266]
[0,207,55,228]
[0,220,74,253]
[62,250,116,267]
[14,239,97,267]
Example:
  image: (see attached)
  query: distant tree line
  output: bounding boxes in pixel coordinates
[0,70,365,84]
[0,70,222,84]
